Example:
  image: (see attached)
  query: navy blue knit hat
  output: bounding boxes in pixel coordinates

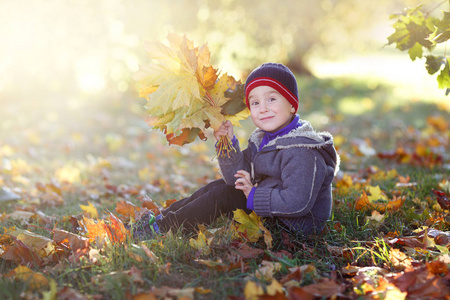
[244,63,299,112]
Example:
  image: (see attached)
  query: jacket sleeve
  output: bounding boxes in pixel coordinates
[217,139,253,185]
[253,148,327,218]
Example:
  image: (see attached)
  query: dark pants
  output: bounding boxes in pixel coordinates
[157,179,251,233]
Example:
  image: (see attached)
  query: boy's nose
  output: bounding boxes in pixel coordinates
[259,102,268,112]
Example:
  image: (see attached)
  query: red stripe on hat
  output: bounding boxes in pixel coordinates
[245,77,298,111]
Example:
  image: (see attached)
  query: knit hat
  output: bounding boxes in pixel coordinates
[244,63,299,112]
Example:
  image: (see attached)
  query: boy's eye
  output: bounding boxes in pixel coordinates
[251,101,259,106]
[268,97,276,102]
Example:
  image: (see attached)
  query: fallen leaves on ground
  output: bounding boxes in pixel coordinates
[0,65,449,299]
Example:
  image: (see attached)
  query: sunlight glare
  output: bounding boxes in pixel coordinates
[76,57,106,94]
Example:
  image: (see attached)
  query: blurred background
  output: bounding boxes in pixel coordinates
[0,0,449,197]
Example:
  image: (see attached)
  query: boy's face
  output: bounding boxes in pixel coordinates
[248,86,296,133]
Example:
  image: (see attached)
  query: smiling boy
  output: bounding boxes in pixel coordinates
[215,62,339,234]
[133,63,339,239]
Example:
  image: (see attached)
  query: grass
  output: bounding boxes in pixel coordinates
[0,73,449,299]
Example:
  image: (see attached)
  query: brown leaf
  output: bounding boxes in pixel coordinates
[166,127,203,146]
[141,244,158,263]
[132,292,157,300]
[279,268,303,284]
[93,266,144,290]
[389,266,450,298]
[138,194,160,213]
[326,243,354,261]
[57,286,88,300]
[432,189,450,210]
[233,243,264,260]
[0,238,43,267]
[301,278,346,298]
[258,292,287,300]
[196,258,241,272]
[426,260,448,275]
[53,229,89,252]
[387,236,425,249]
[286,286,315,300]
[280,265,316,285]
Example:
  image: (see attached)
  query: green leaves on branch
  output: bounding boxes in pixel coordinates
[388,3,450,94]
[425,55,450,90]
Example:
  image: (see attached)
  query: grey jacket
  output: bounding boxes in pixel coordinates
[218,119,340,234]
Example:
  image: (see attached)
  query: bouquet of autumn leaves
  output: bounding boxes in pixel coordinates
[134,33,249,156]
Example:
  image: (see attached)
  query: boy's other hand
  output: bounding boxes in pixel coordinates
[234,170,253,198]
[213,120,234,141]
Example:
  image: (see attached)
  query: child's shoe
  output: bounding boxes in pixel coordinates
[132,211,160,241]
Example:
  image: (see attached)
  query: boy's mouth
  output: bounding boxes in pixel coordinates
[260,116,274,121]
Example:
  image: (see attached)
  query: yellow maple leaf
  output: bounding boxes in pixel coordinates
[8,229,55,258]
[266,279,284,296]
[244,281,265,300]
[145,111,175,129]
[225,107,251,127]
[208,73,231,107]
[367,186,388,202]
[80,201,98,219]
[181,106,224,131]
[146,72,200,113]
[189,231,211,255]
[7,265,49,290]
[232,209,273,248]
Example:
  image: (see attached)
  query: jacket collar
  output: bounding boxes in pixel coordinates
[249,119,335,151]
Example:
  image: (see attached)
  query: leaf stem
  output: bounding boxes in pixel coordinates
[205,91,217,106]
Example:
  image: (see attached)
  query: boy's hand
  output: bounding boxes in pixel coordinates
[213,120,234,142]
[234,170,253,198]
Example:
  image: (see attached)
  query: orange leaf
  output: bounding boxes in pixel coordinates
[162,199,177,208]
[83,217,108,243]
[199,65,218,90]
[116,200,141,219]
[103,213,129,244]
[166,127,203,146]
[426,260,448,275]
[355,188,405,212]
